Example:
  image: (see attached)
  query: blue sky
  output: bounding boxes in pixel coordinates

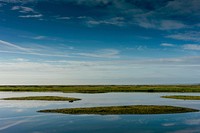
[0,0,200,85]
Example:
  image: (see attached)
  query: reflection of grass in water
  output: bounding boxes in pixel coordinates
[2,96,81,102]
[1,85,200,93]
[162,95,200,100]
[38,105,198,115]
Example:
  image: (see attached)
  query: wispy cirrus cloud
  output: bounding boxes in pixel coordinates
[11,6,36,13]
[1,55,200,85]
[20,35,58,41]
[74,0,112,6]
[72,0,196,29]
[166,31,200,42]
[133,0,200,30]
[3,0,199,30]
[0,40,71,57]
[2,0,200,29]
[161,42,200,51]
[19,14,43,18]
[182,44,200,51]
[87,17,125,27]
[32,36,46,40]
[135,17,187,30]
[161,43,175,47]
[0,40,30,52]
[0,0,34,3]
[0,40,120,59]
[56,16,71,20]
[77,49,120,58]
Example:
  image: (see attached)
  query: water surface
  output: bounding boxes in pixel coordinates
[0,92,200,133]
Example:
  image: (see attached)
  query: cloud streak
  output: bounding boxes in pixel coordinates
[11,6,36,13]
[0,40,71,57]
[166,31,200,42]
[87,17,125,27]
[1,55,200,85]
[182,44,200,51]
[77,49,120,58]
[2,0,200,30]
[0,40,30,52]
[19,14,43,18]
[161,43,175,47]
[135,19,187,30]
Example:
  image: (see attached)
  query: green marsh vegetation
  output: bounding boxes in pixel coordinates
[2,96,81,102]
[38,105,198,115]
[162,95,200,100]
[1,85,200,93]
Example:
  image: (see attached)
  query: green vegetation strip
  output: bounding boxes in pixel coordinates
[1,85,200,93]
[38,105,198,115]
[162,95,200,100]
[2,96,81,101]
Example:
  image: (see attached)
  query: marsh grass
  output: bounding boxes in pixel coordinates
[162,95,200,100]
[0,85,200,93]
[2,96,81,102]
[38,105,198,115]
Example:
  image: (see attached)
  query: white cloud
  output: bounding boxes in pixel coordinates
[87,17,125,26]
[77,16,88,19]
[11,6,20,10]
[20,6,34,13]
[77,49,120,58]
[33,36,46,40]
[0,56,200,85]
[0,50,71,58]
[0,40,71,57]
[75,0,111,6]
[0,0,34,3]
[14,58,29,62]
[0,40,30,52]
[166,31,200,42]
[11,6,35,13]
[136,18,187,30]
[126,45,147,51]
[161,43,175,47]
[20,35,57,41]
[165,0,200,16]
[182,44,200,50]
[0,55,200,85]
[159,20,186,30]
[19,14,42,18]
[56,17,71,20]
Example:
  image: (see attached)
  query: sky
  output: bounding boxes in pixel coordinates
[0,0,200,85]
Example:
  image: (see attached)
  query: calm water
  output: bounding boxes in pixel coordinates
[0,92,200,133]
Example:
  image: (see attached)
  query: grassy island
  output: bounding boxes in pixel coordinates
[1,85,200,93]
[38,105,198,115]
[2,96,81,102]
[162,95,200,100]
